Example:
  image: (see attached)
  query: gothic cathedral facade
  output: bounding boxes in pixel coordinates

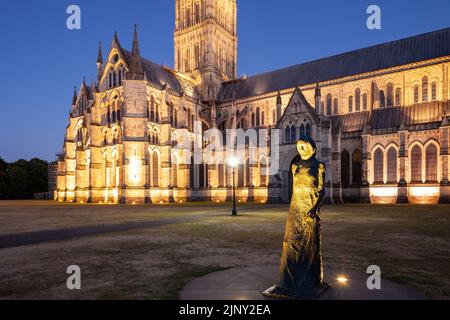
[56,0,450,205]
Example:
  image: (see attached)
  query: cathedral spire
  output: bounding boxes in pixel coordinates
[72,86,77,105]
[96,42,103,83]
[128,24,144,80]
[97,42,103,64]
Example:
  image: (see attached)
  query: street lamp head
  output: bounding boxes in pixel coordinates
[228,156,239,168]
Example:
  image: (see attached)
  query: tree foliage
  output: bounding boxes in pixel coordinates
[0,157,48,199]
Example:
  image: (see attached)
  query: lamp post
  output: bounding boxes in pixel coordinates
[228,156,238,216]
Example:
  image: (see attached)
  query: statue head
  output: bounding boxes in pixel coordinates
[296,138,317,161]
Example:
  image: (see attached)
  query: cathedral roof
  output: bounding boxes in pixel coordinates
[218,27,450,102]
[330,101,450,134]
[124,51,200,99]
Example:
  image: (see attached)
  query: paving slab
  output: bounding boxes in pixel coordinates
[180,265,426,300]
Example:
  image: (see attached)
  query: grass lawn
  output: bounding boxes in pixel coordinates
[0,201,449,299]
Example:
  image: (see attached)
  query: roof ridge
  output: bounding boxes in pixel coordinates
[240,27,450,81]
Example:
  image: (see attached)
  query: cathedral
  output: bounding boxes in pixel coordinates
[56,0,450,205]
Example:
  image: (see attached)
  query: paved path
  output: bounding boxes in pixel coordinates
[180,265,426,300]
[0,205,280,249]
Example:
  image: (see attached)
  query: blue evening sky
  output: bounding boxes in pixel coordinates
[1,0,449,162]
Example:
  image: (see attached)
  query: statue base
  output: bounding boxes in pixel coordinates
[262,283,330,300]
[180,265,425,300]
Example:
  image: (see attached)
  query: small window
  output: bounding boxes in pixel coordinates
[414,85,419,104]
[362,94,368,111]
[431,82,437,101]
[386,83,393,107]
[355,89,361,111]
[395,88,401,106]
[422,76,428,102]
[333,98,339,114]
[379,90,386,108]
[326,94,332,115]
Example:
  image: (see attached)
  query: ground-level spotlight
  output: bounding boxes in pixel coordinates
[337,276,349,284]
[132,201,136,205]
[160,200,164,204]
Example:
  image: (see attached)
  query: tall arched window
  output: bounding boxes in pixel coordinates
[410,145,422,182]
[362,93,368,111]
[422,76,429,102]
[150,97,155,122]
[379,90,386,108]
[172,156,178,187]
[326,94,332,115]
[300,124,305,139]
[189,156,195,188]
[386,147,397,183]
[251,113,255,126]
[348,96,353,113]
[355,89,361,111]
[352,149,362,185]
[152,152,159,187]
[218,161,225,187]
[431,82,437,101]
[333,98,339,114]
[373,148,384,183]
[259,156,268,186]
[237,162,245,187]
[395,88,401,106]
[256,107,260,126]
[306,123,311,138]
[261,111,265,126]
[426,144,438,182]
[386,83,393,107]
[199,163,208,188]
[341,150,350,187]
[414,85,419,104]
[245,158,251,186]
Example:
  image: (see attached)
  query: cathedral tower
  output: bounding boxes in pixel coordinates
[174,0,237,101]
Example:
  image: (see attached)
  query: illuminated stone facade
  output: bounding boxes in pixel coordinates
[56,0,450,204]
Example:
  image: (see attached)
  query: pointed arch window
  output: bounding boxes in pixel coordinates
[352,149,362,185]
[251,113,255,127]
[326,94,332,115]
[237,162,245,187]
[199,162,208,188]
[259,156,268,186]
[341,150,350,187]
[150,97,155,122]
[152,152,159,187]
[387,147,397,183]
[386,83,393,107]
[362,93,368,110]
[410,145,422,182]
[414,85,419,104]
[431,82,437,101]
[333,98,339,114]
[218,161,225,187]
[189,156,195,188]
[172,156,178,187]
[245,158,251,187]
[355,89,361,111]
[379,90,386,108]
[373,148,384,183]
[306,123,311,138]
[256,107,260,126]
[426,144,438,182]
[422,76,429,102]
[348,96,353,113]
[395,88,401,106]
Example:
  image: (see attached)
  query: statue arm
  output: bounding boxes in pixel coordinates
[308,162,326,220]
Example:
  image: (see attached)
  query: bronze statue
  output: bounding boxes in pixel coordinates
[263,137,329,299]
